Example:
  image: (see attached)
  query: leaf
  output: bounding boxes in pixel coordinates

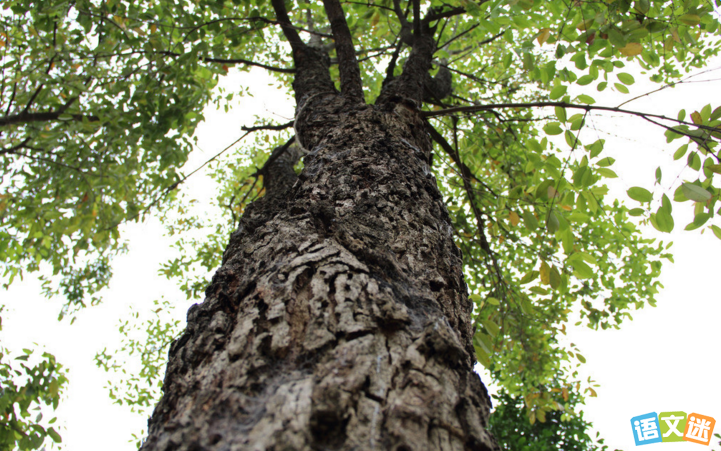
[628,208,645,216]
[509,211,520,226]
[690,111,703,125]
[487,297,501,306]
[673,144,689,160]
[572,260,594,279]
[543,122,563,135]
[549,85,567,100]
[712,225,721,240]
[706,164,721,174]
[537,28,551,45]
[523,210,539,230]
[597,157,615,167]
[627,187,653,203]
[555,106,567,122]
[614,83,629,94]
[546,211,560,233]
[540,261,551,285]
[617,72,635,85]
[679,14,701,26]
[681,183,712,202]
[47,427,62,443]
[549,266,561,289]
[597,168,618,178]
[618,42,643,57]
[576,94,595,105]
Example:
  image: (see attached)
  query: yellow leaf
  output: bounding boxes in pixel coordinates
[671,28,681,43]
[537,28,551,45]
[150,24,157,34]
[576,19,593,31]
[619,42,643,57]
[540,261,550,285]
[371,11,380,28]
[561,204,572,211]
[691,111,702,125]
[509,211,520,226]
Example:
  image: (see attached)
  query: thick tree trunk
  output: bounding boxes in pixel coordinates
[140,98,498,450]
[141,2,498,449]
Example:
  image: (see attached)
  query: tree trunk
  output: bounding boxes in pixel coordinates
[140,99,498,450]
[141,3,498,450]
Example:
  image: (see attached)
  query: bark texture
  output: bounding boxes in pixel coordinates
[142,3,498,450]
[141,100,498,450]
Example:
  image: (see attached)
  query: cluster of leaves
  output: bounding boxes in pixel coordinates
[0,310,67,450]
[94,299,183,416]
[489,387,610,451]
[0,0,243,315]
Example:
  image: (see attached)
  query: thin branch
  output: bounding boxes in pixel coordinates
[158,51,295,73]
[423,101,721,134]
[241,120,294,132]
[0,111,98,127]
[425,120,498,197]
[252,136,297,177]
[424,6,466,24]
[0,137,31,155]
[107,131,253,230]
[271,0,305,51]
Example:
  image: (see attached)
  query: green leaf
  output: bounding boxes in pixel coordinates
[712,225,721,240]
[576,94,595,105]
[543,122,563,135]
[550,85,567,100]
[679,14,701,26]
[628,208,645,216]
[523,210,539,230]
[546,211,560,233]
[596,157,615,167]
[614,83,629,94]
[47,427,62,443]
[555,106,567,122]
[617,72,635,85]
[627,187,653,203]
[673,144,689,160]
[681,183,712,202]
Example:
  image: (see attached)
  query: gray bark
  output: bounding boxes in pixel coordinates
[141,3,498,450]
[141,100,498,451]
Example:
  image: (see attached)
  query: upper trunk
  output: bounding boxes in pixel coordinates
[140,100,498,450]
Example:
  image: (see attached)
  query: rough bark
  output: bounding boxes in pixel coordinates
[141,4,498,451]
[141,98,498,450]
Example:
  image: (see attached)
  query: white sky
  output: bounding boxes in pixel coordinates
[2,55,721,451]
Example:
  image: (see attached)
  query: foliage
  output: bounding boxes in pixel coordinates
[0,310,67,450]
[489,387,610,451]
[1,0,721,445]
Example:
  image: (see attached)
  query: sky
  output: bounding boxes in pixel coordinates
[1,57,721,451]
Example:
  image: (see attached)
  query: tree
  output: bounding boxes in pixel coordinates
[1,0,720,449]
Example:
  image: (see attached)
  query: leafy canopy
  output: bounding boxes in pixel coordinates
[1,0,721,446]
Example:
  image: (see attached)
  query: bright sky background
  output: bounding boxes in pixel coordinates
[1,55,720,451]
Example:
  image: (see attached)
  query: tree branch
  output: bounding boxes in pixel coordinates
[424,101,721,134]
[241,121,294,132]
[323,0,365,102]
[0,111,98,127]
[270,0,305,51]
[158,51,295,73]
